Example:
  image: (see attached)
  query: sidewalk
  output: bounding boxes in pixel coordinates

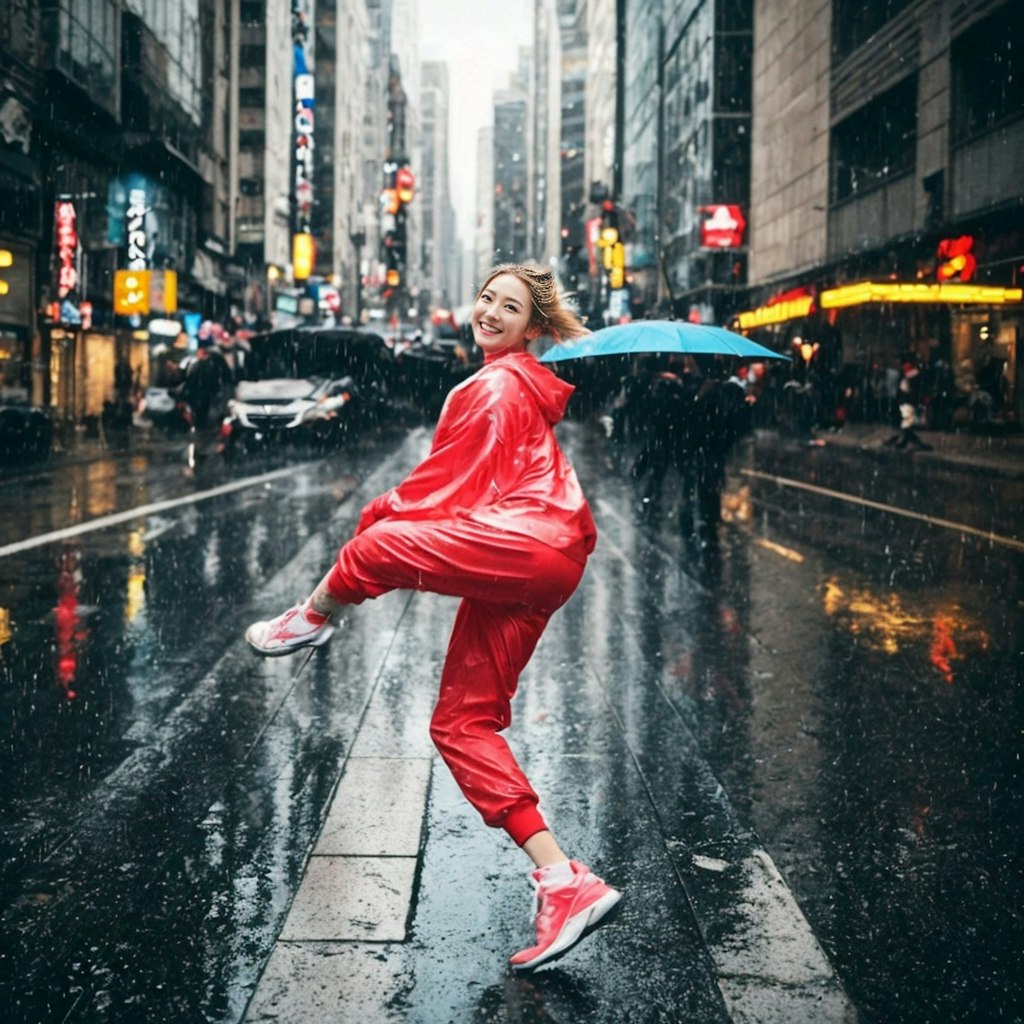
[796,420,1024,479]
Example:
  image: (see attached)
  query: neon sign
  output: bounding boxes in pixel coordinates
[54,201,79,298]
[699,205,747,248]
[292,3,315,235]
[936,235,976,282]
[126,187,149,269]
[820,281,1021,308]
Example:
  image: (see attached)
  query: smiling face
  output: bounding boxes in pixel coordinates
[471,273,539,356]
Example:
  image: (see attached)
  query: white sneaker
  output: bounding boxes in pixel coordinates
[245,602,336,657]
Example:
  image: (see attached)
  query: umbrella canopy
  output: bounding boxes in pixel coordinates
[539,320,789,363]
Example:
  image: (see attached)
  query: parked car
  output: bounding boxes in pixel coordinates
[219,375,362,454]
[0,399,54,466]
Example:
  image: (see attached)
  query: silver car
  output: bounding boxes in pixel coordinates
[221,376,358,451]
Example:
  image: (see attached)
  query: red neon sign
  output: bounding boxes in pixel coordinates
[936,235,976,282]
[55,201,79,298]
[699,205,746,248]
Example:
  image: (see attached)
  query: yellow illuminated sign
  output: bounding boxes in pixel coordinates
[114,270,152,315]
[148,270,178,314]
[292,232,315,281]
[0,248,11,297]
[734,281,1022,328]
[820,281,1023,309]
[736,295,814,329]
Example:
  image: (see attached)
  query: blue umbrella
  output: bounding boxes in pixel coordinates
[539,320,789,363]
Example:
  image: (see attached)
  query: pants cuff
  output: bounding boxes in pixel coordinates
[503,802,548,847]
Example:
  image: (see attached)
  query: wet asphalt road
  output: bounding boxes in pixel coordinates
[0,419,1022,1023]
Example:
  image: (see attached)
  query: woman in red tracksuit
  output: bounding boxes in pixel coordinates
[246,263,621,971]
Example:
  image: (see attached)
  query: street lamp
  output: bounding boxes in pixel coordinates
[349,229,366,325]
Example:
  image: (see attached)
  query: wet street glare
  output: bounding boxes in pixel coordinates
[0,420,1021,1023]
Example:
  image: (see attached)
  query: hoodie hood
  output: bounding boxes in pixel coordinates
[485,350,574,424]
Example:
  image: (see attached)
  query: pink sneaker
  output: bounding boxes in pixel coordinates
[509,861,622,971]
[245,602,336,657]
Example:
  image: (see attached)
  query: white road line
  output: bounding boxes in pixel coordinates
[0,465,300,560]
[741,467,1024,553]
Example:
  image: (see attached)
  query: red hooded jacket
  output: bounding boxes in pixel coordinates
[356,350,597,563]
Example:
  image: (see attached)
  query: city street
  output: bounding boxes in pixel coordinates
[0,417,1021,1023]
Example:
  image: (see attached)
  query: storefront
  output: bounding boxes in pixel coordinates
[733,219,1024,429]
[0,239,36,405]
[47,327,149,425]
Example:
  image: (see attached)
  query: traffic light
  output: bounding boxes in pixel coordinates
[395,166,415,204]
[600,200,618,247]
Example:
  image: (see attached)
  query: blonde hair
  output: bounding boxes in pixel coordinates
[478,262,587,343]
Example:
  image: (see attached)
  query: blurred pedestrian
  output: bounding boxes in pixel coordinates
[884,359,932,450]
[630,357,701,512]
[245,262,621,970]
[690,366,750,539]
[177,342,234,428]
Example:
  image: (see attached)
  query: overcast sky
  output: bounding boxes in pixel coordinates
[418,0,535,245]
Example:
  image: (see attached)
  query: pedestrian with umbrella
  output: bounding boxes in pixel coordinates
[245,262,621,971]
[541,319,787,540]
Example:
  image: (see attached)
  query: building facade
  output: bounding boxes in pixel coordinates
[618,0,753,322]
[741,0,1023,426]
[420,61,456,311]
[0,0,235,426]
[492,64,531,267]
[557,0,588,303]
[531,0,563,267]
[0,0,402,428]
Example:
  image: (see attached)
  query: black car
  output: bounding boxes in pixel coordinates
[0,400,54,466]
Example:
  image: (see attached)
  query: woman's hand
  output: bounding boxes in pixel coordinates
[354,493,391,535]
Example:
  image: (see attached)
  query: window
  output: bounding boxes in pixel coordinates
[832,0,912,61]
[240,44,265,69]
[712,118,750,204]
[54,0,118,112]
[240,0,264,26]
[715,0,752,32]
[239,129,265,150]
[239,86,266,108]
[124,0,202,123]
[951,6,1024,143]
[831,76,917,203]
[714,33,752,113]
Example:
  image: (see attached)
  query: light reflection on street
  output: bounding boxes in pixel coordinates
[125,528,147,625]
[755,536,805,562]
[822,576,980,683]
[54,547,84,699]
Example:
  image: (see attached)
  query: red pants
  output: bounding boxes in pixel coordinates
[324,517,585,846]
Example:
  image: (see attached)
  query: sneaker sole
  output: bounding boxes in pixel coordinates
[245,623,335,658]
[510,888,622,972]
